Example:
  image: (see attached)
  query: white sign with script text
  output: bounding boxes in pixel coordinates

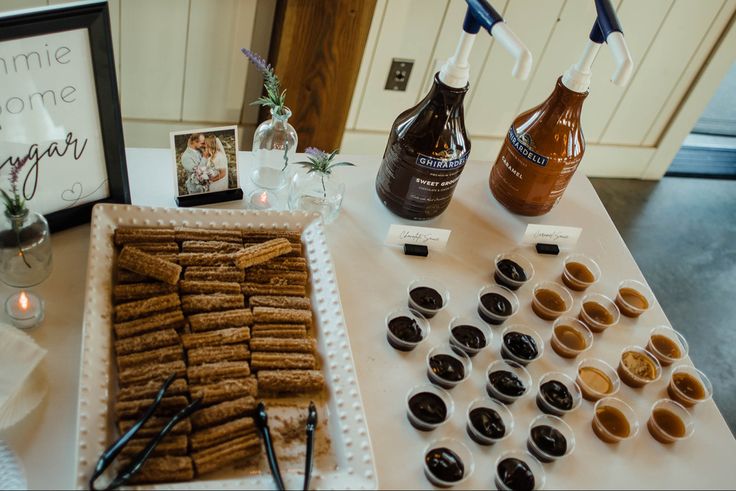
[385,224,451,251]
[522,224,582,247]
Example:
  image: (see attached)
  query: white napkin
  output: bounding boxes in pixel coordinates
[0,323,47,430]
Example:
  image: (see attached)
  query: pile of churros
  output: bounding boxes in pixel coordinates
[110,226,325,483]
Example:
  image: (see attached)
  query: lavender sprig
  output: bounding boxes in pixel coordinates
[1,155,31,267]
[241,48,287,114]
[292,148,355,198]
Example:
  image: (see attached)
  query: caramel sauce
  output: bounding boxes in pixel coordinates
[647,334,682,365]
[555,325,586,350]
[619,351,657,388]
[582,302,614,324]
[533,289,567,320]
[617,287,649,317]
[594,405,630,443]
[648,408,686,443]
[668,373,706,407]
[578,366,613,400]
[562,262,595,291]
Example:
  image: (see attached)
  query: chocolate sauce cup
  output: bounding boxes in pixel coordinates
[646,325,688,366]
[531,281,573,321]
[385,307,429,352]
[423,438,474,488]
[615,279,655,318]
[500,325,544,366]
[486,359,532,405]
[668,365,713,407]
[561,253,601,291]
[466,397,514,446]
[592,397,640,444]
[426,345,472,389]
[647,399,694,444]
[617,345,662,388]
[494,450,545,491]
[493,251,535,291]
[477,284,519,325]
[576,358,620,402]
[550,317,593,359]
[535,372,582,417]
[407,277,449,319]
[578,293,620,333]
[527,414,575,463]
[448,316,492,357]
[406,384,453,432]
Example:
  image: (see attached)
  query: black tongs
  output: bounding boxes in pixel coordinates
[89,374,202,490]
[255,401,319,491]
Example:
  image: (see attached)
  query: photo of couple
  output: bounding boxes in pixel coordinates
[171,126,239,197]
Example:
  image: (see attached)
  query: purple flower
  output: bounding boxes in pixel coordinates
[241,48,270,75]
[8,156,28,195]
[305,147,327,159]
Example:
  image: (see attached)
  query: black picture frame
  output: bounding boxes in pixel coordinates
[0,1,129,233]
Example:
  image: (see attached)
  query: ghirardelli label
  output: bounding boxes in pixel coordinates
[508,127,549,167]
[415,153,468,171]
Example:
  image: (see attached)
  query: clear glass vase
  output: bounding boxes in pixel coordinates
[0,209,53,288]
[288,170,345,224]
[251,106,298,190]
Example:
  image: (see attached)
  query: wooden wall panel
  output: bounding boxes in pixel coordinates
[120,0,189,120]
[182,0,257,123]
[466,0,564,138]
[355,0,448,131]
[601,0,724,144]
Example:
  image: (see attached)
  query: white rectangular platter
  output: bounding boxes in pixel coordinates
[73,204,377,489]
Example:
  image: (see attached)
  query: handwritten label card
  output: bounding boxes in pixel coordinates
[385,224,451,251]
[522,224,582,248]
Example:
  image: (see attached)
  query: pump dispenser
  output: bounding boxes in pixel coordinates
[490,0,634,216]
[375,0,531,220]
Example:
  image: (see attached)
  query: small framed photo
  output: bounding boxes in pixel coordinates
[170,125,243,207]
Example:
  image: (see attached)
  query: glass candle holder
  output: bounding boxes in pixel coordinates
[5,290,44,329]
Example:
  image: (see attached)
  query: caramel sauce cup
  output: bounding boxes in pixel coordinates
[576,358,620,401]
[527,414,575,463]
[550,317,593,359]
[592,397,640,444]
[466,397,514,446]
[578,293,620,333]
[493,251,535,291]
[668,365,713,408]
[561,253,601,291]
[617,346,662,388]
[615,279,654,318]
[647,399,694,444]
[531,281,573,321]
[494,450,546,491]
[646,325,688,366]
[423,438,475,488]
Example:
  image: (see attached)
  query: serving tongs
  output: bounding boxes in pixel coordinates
[89,374,202,491]
[256,401,319,491]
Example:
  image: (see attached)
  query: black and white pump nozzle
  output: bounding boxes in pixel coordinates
[562,0,635,93]
[439,0,532,89]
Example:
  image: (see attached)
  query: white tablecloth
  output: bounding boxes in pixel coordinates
[2,148,734,489]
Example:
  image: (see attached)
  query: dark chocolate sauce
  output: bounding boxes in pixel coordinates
[503,332,539,361]
[410,287,443,310]
[425,447,465,483]
[479,293,513,324]
[538,380,574,412]
[408,392,447,428]
[387,316,423,351]
[496,458,535,491]
[529,425,567,462]
[469,407,506,439]
[451,325,487,350]
[429,354,465,387]
[495,259,527,290]
[488,370,526,397]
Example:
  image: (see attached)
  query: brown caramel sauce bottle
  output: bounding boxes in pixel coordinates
[490,77,587,216]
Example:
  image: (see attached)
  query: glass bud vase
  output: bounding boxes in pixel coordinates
[251,106,298,190]
[288,170,346,224]
[0,209,53,288]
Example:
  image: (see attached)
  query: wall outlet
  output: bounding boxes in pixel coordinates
[385,58,414,91]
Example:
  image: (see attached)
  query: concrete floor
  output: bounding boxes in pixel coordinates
[591,176,736,435]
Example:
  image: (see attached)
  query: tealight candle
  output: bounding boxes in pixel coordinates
[5,290,45,329]
[248,189,274,210]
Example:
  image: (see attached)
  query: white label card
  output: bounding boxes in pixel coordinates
[523,224,582,247]
[385,224,451,251]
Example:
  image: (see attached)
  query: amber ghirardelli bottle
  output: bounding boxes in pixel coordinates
[489,77,587,216]
[375,74,470,220]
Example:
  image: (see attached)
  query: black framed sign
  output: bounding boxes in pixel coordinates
[0,0,129,232]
